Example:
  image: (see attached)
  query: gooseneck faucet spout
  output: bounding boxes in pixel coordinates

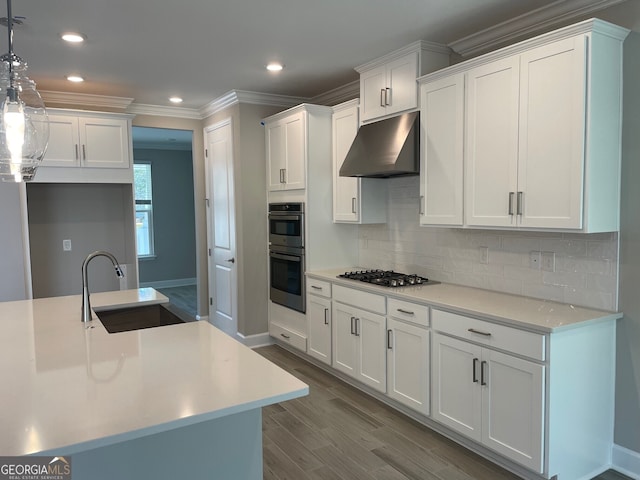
[81,251,125,322]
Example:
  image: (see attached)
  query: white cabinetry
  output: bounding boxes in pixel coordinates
[332,285,386,393]
[356,41,450,124]
[386,299,430,416]
[306,279,332,365]
[418,19,628,232]
[419,73,464,226]
[332,100,386,224]
[432,310,545,472]
[265,109,305,191]
[36,109,133,183]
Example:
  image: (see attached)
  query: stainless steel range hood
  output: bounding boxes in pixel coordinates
[339,111,419,178]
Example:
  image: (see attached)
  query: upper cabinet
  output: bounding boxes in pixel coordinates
[35,109,133,183]
[418,19,629,232]
[265,109,306,191]
[332,100,386,224]
[356,41,450,124]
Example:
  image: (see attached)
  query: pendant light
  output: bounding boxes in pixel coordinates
[0,0,48,182]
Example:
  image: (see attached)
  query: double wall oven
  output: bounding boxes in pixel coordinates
[268,203,305,313]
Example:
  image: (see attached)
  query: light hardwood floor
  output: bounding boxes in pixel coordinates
[256,345,631,480]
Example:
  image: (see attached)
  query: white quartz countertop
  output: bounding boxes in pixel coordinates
[307,269,621,333]
[0,288,308,456]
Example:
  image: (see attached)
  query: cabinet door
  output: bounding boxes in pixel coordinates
[307,294,331,365]
[420,74,464,226]
[387,318,430,415]
[518,35,586,229]
[386,52,419,116]
[465,57,520,227]
[357,310,386,393]
[333,103,360,222]
[41,114,80,167]
[266,121,285,191]
[283,111,305,190]
[482,349,544,473]
[432,333,482,441]
[79,117,129,168]
[360,65,388,123]
[332,302,358,378]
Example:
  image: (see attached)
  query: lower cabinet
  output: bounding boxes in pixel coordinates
[332,301,387,393]
[307,294,331,365]
[432,330,544,473]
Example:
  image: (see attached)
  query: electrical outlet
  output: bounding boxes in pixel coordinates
[541,251,555,272]
[63,239,72,251]
[529,251,541,270]
[479,246,489,264]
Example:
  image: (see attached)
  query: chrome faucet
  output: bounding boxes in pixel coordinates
[81,251,125,322]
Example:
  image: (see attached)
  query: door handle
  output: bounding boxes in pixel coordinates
[226,258,235,263]
[380,88,385,107]
[517,191,523,216]
[472,358,479,383]
[351,197,356,214]
[82,144,87,161]
[385,87,391,106]
[387,329,393,349]
[481,360,487,386]
[350,316,355,335]
[508,192,515,216]
[355,317,360,336]
[324,308,329,325]
[75,144,79,161]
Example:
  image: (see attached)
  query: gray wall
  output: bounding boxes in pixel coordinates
[0,183,30,301]
[134,148,197,285]
[28,183,137,298]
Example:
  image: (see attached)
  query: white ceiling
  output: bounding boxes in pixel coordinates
[2,0,634,112]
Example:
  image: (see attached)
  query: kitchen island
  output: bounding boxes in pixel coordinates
[0,288,308,480]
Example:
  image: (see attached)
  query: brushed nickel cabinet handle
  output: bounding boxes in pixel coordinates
[82,144,87,161]
[311,285,322,290]
[280,333,290,340]
[387,329,393,349]
[385,87,391,106]
[350,316,355,335]
[397,308,414,315]
[355,317,360,337]
[75,144,79,161]
[481,360,487,386]
[472,358,479,383]
[508,192,515,216]
[352,197,356,214]
[468,328,492,337]
[517,191,523,216]
[380,89,385,107]
[324,308,329,325]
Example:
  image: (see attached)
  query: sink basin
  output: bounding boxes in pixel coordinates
[96,303,186,333]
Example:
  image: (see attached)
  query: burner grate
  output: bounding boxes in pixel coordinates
[338,269,432,287]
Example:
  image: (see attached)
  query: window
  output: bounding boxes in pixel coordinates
[134,163,154,257]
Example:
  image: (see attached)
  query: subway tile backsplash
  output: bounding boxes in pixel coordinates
[357,177,619,311]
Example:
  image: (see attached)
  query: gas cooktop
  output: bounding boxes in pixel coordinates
[337,270,439,288]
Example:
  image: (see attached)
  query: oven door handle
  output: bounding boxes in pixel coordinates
[269,251,302,262]
[268,214,302,221]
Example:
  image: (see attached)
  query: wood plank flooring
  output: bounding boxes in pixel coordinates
[256,345,632,480]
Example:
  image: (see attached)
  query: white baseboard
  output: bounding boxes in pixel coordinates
[613,444,640,479]
[140,278,197,289]
[237,331,274,348]
[196,314,209,322]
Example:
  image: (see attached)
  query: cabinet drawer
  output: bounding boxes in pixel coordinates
[270,322,307,351]
[333,284,386,314]
[387,298,429,327]
[307,278,331,298]
[432,309,545,361]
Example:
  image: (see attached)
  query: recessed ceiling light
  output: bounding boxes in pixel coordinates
[169,96,183,104]
[66,75,84,83]
[266,63,284,72]
[61,32,85,43]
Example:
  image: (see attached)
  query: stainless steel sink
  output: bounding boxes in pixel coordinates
[96,303,186,333]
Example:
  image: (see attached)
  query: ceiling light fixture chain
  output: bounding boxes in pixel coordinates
[0,0,49,182]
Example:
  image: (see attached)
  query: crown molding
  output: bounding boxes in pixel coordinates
[355,40,450,73]
[40,91,134,110]
[200,90,308,118]
[127,103,202,119]
[310,80,359,106]
[449,0,628,57]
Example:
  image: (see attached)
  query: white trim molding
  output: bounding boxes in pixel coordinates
[40,91,134,110]
[200,90,308,119]
[139,278,197,289]
[310,80,359,106]
[448,0,628,57]
[196,314,209,322]
[237,331,274,349]
[128,103,202,119]
[613,444,640,479]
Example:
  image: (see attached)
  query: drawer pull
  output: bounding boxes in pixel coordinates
[355,318,360,337]
[387,329,393,349]
[397,308,415,315]
[311,285,322,290]
[350,316,355,335]
[280,333,290,340]
[468,328,492,337]
[472,358,479,383]
[324,308,329,325]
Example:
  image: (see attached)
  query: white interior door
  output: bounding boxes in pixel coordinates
[204,119,237,337]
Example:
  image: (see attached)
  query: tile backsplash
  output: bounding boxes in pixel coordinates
[357,176,619,311]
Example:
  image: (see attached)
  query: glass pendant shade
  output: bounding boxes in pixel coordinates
[0,57,48,182]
